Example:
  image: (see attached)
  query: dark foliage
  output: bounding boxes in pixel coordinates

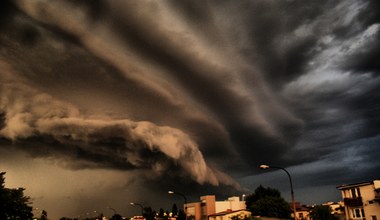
[310,205,338,220]
[143,206,157,220]
[110,214,122,220]
[245,185,291,219]
[0,172,34,220]
[172,203,178,216]
[178,209,186,220]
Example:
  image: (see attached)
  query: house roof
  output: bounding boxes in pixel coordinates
[336,181,372,190]
[208,209,250,217]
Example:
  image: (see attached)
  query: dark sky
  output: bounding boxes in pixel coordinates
[1,0,380,219]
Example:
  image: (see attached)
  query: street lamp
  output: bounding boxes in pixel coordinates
[107,207,117,216]
[259,164,297,220]
[168,190,187,220]
[130,202,144,216]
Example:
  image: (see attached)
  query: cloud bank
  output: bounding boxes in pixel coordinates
[1,63,239,187]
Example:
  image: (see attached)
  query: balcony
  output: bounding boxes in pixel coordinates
[344,197,363,207]
[375,195,380,202]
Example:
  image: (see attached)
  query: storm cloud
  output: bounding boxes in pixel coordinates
[1,0,380,218]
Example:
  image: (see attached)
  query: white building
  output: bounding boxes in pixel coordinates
[215,196,246,213]
[337,179,380,220]
[185,195,249,220]
[208,210,251,220]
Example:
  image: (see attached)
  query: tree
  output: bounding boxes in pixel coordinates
[158,208,165,218]
[110,214,122,220]
[178,209,186,220]
[172,203,178,216]
[143,206,156,220]
[245,185,291,219]
[40,209,48,220]
[0,172,34,220]
[310,205,337,220]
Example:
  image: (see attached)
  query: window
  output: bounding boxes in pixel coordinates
[355,209,361,217]
[352,208,365,219]
[298,213,304,220]
[371,216,377,220]
[351,188,361,198]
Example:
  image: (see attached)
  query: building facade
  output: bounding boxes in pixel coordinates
[337,180,380,220]
[185,195,248,220]
[208,210,251,220]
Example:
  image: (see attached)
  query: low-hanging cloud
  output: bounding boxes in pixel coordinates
[0,65,239,187]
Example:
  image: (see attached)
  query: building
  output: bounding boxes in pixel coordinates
[208,210,251,220]
[185,195,248,220]
[323,201,345,220]
[295,205,312,220]
[337,179,380,220]
[291,202,345,220]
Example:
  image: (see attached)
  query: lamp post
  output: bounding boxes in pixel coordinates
[130,202,144,216]
[168,190,187,220]
[107,207,117,216]
[259,164,297,220]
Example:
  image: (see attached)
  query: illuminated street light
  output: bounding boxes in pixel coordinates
[168,190,187,220]
[130,202,144,216]
[259,164,297,220]
[259,164,270,169]
[168,190,187,204]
